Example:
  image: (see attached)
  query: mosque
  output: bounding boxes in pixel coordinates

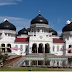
[0,12,72,56]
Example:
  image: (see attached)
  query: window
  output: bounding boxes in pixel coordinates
[57,46,59,52]
[53,46,55,51]
[46,35,48,37]
[14,45,18,51]
[38,29,39,32]
[34,35,36,36]
[20,45,23,51]
[25,45,28,52]
[69,45,71,48]
[15,45,18,48]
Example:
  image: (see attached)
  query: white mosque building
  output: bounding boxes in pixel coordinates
[0,13,72,56]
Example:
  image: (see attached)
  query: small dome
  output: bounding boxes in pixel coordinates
[49,29,57,36]
[62,22,72,32]
[31,14,48,24]
[18,27,28,35]
[0,20,16,31]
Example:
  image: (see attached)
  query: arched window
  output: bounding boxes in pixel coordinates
[7,44,11,52]
[20,45,23,48]
[15,45,18,48]
[69,45,71,48]
[32,43,37,53]
[68,45,72,53]
[25,45,28,52]
[20,45,23,51]
[37,29,39,32]
[45,43,50,53]
[1,44,5,53]
[14,45,18,51]
[53,46,55,52]
[57,46,59,52]
[38,43,43,53]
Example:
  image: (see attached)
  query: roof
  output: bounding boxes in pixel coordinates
[53,38,65,43]
[0,20,16,31]
[31,14,48,24]
[49,29,57,36]
[62,22,72,32]
[18,27,28,35]
[15,38,29,43]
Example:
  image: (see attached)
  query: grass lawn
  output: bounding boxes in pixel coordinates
[0,66,72,71]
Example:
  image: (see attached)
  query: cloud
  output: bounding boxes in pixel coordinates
[0,16,31,32]
[57,19,61,23]
[0,3,16,6]
[57,30,62,35]
[0,0,22,6]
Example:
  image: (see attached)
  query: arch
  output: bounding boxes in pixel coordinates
[68,45,72,53]
[38,43,43,53]
[7,44,11,52]
[53,46,55,52]
[45,43,50,53]
[15,45,18,48]
[1,44,5,53]
[20,45,23,51]
[32,43,37,53]
[57,46,59,52]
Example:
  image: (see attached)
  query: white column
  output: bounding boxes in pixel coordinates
[37,44,38,53]
[0,48,2,52]
[29,60,31,66]
[5,48,7,53]
[37,60,38,66]
[43,45,45,53]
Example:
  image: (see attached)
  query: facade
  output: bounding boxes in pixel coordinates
[0,13,72,56]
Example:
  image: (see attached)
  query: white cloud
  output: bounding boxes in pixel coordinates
[0,3,17,6]
[57,30,62,35]
[0,0,22,6]
[0,16,31,32]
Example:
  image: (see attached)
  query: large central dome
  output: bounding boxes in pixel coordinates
[31,14,48,24]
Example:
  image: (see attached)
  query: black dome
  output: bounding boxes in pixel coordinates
[0,20,16,31]
[18,28,28,35]
[31,14,48,24]
[49,29,57,35]
[62,22,72,32]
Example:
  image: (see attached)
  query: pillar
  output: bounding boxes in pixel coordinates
[37,60,38,66]
[5,48,7,53]
[0,48,2,52]
[43,45,45,53]
[37,44,38,53]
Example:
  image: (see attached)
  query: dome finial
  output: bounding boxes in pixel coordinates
[71,18,72,22]
[39,10,41,14]
[66,20,71,25]
[4,16,8,22]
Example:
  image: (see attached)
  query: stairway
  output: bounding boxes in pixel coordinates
[4,55,23,66]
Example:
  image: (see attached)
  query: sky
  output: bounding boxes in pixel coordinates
[0,0,72,36]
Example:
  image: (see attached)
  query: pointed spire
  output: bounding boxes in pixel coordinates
[39,10,41,14]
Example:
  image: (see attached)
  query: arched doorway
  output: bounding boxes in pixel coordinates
[38,43,43,53]
[32,43,37,53]
[7,44,11,52]
[45,43,50,53]
[68,45,72,53]
[1,44,5,53]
